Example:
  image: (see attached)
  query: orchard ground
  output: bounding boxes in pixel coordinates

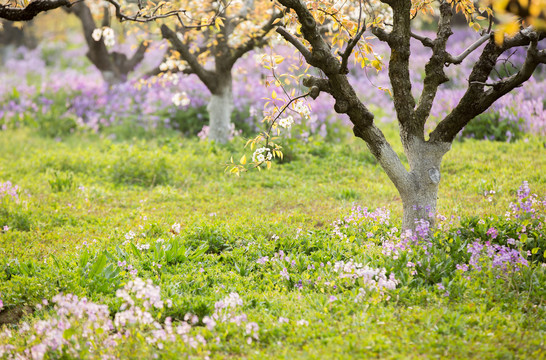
[1,125,545,359]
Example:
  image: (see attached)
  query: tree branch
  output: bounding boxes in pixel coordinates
[103,0,184,24]
[302,76,332,98]
[410,31,434,48]
[339,1,367,75]
[371,26,391,43]
[414,1,452,128]
[276,0,411,194]
[160,24,217,92]
[385,0,417,141]
[227,10,283,69]
[445,34,489,65]
[429,28,546,143]
[276,26,315,65]
[0,0,71,21]
[65,2,113,74]
[123,41,148,73]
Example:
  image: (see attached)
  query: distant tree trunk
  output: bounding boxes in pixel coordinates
[0,20,37,48]
[65,3,148,86]
[207,72,234,144]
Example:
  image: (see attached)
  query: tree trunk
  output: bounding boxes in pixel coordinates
[396,136,451,230]
[207,73,234,144]
[0,20,37,49]
[66,3,147,87]
[400,180,440,230]
[100,70,124,86]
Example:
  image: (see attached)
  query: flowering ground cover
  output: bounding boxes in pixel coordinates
[0,128,545,359]
[0,16,545,358]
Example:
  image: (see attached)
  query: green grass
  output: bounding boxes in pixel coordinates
[0,127,545,359]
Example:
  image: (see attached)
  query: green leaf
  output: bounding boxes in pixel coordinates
[89,253,108,279]
[130,243,143,261]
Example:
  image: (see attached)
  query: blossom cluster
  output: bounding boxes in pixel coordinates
[172,92,191,107]
[508,180,541,219]
[91,27,115,47]
[332,205,392,241]
[159,59,187,72]
[292,100,311,120]
[252,147,272,163]
[0,294,115,359]
[278,115,294,129]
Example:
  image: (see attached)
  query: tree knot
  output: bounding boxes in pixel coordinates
[334,100,349,113]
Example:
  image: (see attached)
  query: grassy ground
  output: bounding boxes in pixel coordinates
[0,127,545,359]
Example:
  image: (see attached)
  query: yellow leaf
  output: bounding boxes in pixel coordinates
[240,155,247,165]
[272,90,277,100]
[494,30,504,45]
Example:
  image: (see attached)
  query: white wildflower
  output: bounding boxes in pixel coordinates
[171,223,181,234]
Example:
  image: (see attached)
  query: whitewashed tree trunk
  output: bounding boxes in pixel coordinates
[101,71,124,87]
[207,75,234,144]
[397,136,451,230]
[400,181,440,230]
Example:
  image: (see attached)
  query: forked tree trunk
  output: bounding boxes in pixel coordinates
[207,73,234,144]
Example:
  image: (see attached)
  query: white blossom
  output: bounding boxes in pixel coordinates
[172,92,190,107]
[92,28,102,42]
[252,147,273,163]
[278,115,295,129]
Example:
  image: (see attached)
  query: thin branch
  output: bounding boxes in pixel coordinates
[228,10,283,69]
[266,91,312,145]
[160,24,217,91]
[446,34,489,65]
[429,28,546,143]
[103,0,184,24]
[276,26,314,65]
[339,0,366,74]
[410,31,434,48]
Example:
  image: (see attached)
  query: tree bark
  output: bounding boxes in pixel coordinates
[207,73,234,143]
[398,136,451,229]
